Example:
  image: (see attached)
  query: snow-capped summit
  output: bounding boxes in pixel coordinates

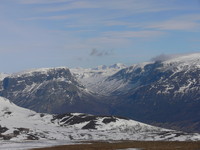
[0,73,8,81]
[10,67,69,78]
[158,53,200,72]
[92,65,108,70]
[163,53,200,64]
[109,63,127,69]
[92,63,126,70]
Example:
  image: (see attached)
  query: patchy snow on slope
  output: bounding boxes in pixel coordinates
[0,95,200,149]
[70,63,127,95]
[89,62,154,95]
[151,53,200,95]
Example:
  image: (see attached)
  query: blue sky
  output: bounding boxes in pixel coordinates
[0,0,200,73]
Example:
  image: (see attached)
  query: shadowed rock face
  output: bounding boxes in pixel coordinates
[0,68,108,115]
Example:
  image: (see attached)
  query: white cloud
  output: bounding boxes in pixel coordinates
[24,16,68,21]
[38,0,179,14]
[40,1,99,12]
[23,15,77,21]
[19,0,200,33]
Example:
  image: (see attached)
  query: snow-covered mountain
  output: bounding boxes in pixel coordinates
[1,53,200,134]
[0,67,106,114]
[70,63,126,95]
[0,96,199,146]
[106,53,200,133]
[72,53,200,96]
[107,53,200,95]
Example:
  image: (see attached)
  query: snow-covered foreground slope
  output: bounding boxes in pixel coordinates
[0,96,200,150]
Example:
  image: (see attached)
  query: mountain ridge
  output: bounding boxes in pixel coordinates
[0,67,107,114]
[1,53,200,133]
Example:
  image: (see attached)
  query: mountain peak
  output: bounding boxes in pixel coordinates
[93,65,107,70]
[109,63,127,69]
[152,53,200,64]
[0,73,8,80]
[92,63,126,70]
[11,67,69,77]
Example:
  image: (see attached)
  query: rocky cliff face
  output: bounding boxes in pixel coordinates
[0,68,106,114]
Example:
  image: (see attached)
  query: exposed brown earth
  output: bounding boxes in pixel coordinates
[31,141,200,150]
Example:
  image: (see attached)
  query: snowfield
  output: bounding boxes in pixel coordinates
[0,96,200,149]
[0,140,76,150]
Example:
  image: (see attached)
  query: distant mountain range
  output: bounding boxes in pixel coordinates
[0,53,200,133]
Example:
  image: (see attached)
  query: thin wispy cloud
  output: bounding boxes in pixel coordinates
[147,14,200,31]
[19,0,69,4]
[19,0,199,32]
[103,30,164,38]
[104,13,200,32]
[149,21,199,31]
[38,0,180,14]
[24,16,69,21]
[40,1,99,12]
[0,0,200,72]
